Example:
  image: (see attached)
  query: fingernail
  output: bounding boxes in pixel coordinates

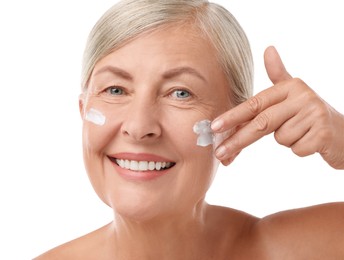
[211,120,223,131]
[216,146,227,158]
[221,158,233,166]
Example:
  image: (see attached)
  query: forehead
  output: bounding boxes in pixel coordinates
[92,23,223,77]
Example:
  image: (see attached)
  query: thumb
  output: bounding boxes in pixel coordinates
[264,46,292,84]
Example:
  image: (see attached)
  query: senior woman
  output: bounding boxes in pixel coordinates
[35,0,344,259]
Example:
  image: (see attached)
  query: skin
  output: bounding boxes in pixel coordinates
[212,46,344,169]
[34,25,344,260]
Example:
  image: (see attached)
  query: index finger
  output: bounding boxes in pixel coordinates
[211,85,289,132]
[211,46,293,132]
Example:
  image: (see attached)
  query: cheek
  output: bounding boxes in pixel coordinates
[171,133,219,206]
[82,114,118,156]
[82,100,126,155]
[82,105,125,204]
[83,124,107,157]
[161,108,219,178]
[161,107,215,152]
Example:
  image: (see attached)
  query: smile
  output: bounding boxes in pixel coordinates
[109,157,175,172]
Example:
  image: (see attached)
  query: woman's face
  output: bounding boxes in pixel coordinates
[81,24,231,221]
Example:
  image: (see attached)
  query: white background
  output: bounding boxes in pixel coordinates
[0,0,343,259]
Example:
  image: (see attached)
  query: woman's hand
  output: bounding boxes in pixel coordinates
[211,46,344,169]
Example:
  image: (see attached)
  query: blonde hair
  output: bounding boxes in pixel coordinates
[81,0,253,106]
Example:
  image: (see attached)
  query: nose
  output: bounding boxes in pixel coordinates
[120,99,162,142]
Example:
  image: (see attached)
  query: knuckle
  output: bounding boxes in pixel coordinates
[252,113,270,132]
[295,82,316,100]
[314,103,330,119]
[290,77,313,96]
[316,127,333,143]
[306,99,331,124]
[290,146,305,157]
[292,77,305,86]
[274,131,291,147]
[291,145,315,157]
[303,91,318,104]
[289,77,307,92]
[247,96,263,115]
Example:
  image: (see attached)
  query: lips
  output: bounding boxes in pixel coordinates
[107,153,176,180]
[112,158,174,171]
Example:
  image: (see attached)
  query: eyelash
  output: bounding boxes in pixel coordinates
[169,89,193,100]
[104,86,125,96]
[102,86,193,101]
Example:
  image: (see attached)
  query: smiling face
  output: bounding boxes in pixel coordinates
[80,24,231,221]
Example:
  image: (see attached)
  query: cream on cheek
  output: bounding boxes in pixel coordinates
[82,105,125,154]
[83,107,227,164]
[193,119,213,147]
[82,106,111,161]
[193,119,231,150]
[85,108,106,126]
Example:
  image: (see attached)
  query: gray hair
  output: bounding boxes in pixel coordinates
[81,0,253,106]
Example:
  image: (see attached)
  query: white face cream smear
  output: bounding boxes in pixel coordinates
[85,108,106,126]
[193,120,214,147]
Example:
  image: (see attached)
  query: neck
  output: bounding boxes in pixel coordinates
[110,200,211,259]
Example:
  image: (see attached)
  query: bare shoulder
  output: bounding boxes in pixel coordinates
[206,204,265,258]
[255,202,344,259]
[33,222,114,260]
[207,204,260,237]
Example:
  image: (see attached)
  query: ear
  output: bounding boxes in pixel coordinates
[78,93,85,119]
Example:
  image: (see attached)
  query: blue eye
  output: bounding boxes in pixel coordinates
[106,87,124,95]
[172,89,191,99]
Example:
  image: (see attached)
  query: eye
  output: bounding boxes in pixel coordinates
[171,89,191,99]
[105,86,124,95]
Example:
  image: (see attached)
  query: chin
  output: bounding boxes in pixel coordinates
[112,199,172,223]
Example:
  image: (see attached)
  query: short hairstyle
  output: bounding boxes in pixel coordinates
[81,0,253,106]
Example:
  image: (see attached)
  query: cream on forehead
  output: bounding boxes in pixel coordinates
[193,120,214,147]
[85,108,106,126]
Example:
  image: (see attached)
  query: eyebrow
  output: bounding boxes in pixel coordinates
[93,65,207,83]
[162,67,207,83]
[93,66,133,81]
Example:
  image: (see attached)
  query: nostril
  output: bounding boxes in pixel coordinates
[120,119,162,141]
[122,130,130,136]
[121,129,157,141]
[147,133,155,138]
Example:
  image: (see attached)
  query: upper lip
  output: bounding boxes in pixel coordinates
[108,153,175,162]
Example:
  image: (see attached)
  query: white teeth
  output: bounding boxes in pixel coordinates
[148,161,155,171]
[138,161,148,171]
[125,160,130,169]
[130,161,139,171]
[115,159,174,172]
[156,162,162,171]
[117,159,125,168]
